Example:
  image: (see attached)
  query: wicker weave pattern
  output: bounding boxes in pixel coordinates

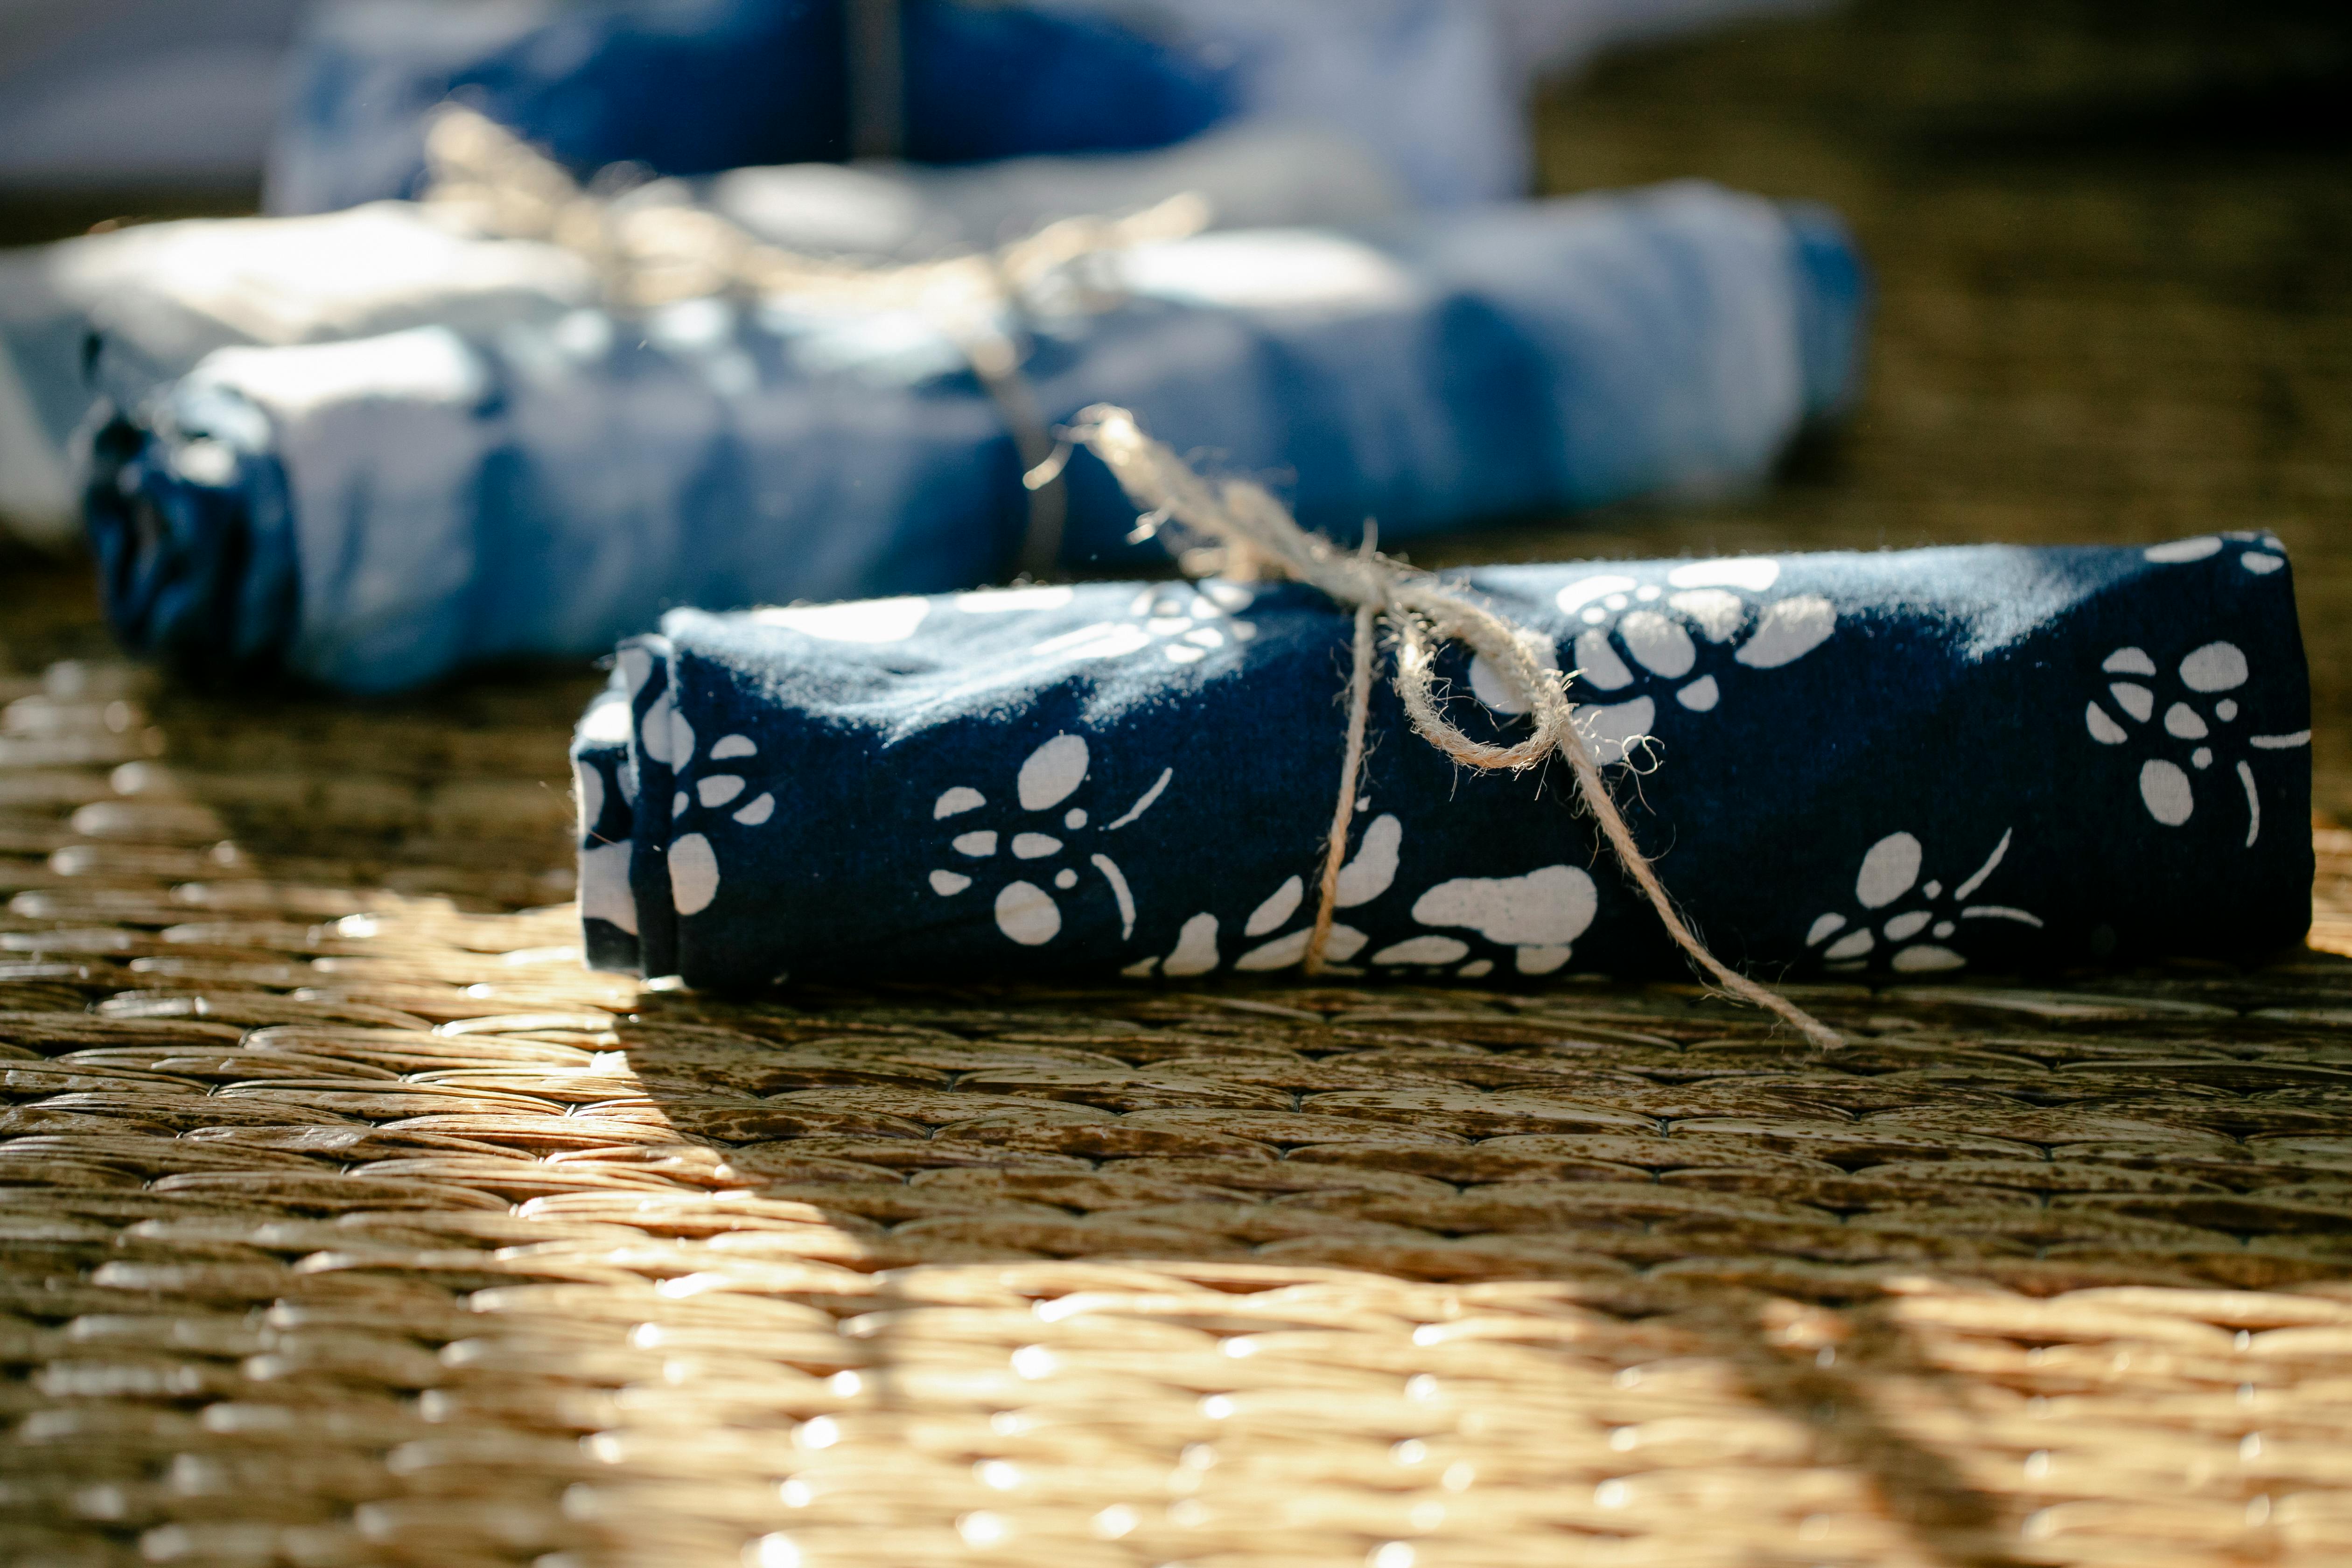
[6,5,2352,1555]
[6,669,2352,1568]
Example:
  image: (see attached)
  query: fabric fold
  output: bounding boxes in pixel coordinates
[1,123,1401,547]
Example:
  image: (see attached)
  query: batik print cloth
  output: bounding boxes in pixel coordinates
[574,534,2313,990]
[83,184,1864,693]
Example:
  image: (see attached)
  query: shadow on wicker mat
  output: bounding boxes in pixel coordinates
[9,718,2352,1568]
[6,1,2352,1561]
[10,432,2352,1568]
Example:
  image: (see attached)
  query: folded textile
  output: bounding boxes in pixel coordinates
[267,0,1519,214]
[684,121,1405,259]
[84,182,1865,693]
[572,533,2313,989]
[0,203,591,543]
[0,123,1400,546]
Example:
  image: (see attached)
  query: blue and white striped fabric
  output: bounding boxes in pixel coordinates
[573,534,2313,989]
[84,183,1866,693]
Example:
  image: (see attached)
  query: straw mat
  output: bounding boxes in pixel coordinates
[0,609,2348,1568]
[6,3,2352,1563]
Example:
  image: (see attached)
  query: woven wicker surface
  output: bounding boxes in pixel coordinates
[7,2,2352,1564]
[1487,0,2352,822]
[4,653,2352,1568]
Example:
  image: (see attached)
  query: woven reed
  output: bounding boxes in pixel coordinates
[6,4,2352,1564]
[3,641,2351,1568]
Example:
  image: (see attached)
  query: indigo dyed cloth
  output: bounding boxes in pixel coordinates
[267,0,1517,214]
[0,204,593,546]
[84,184,1865,693]
[574,535,2313,989]
[0,125,1397,546]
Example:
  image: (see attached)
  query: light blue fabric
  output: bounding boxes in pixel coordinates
[572,536,2313,988]
[0,123,1401,546]
[85,184,1867,693]
[265,0,1520,215]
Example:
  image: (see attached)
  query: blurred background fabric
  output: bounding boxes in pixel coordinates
[0,120,1408,547]
[259,0,1514,216]
[0,0,1857,557]
[79,185,1862,692]
[0,0,309,190]
[0,1,1839,207]
[1,0,2345,800]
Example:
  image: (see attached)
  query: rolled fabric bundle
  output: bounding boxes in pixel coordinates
[689,122,1406,259]
[0,122,1401,546]
[267,0,1516,216]
[572,532,2313,990]
[84,182,1866,692]
[0,202,592,546]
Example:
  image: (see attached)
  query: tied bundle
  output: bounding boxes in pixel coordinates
[422,106,1212,575]
[1060,405,1845,1048]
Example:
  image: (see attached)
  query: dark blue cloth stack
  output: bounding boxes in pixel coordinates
[270,0,1218,212]
[84,185,1865,693]
[573,532,2313,989]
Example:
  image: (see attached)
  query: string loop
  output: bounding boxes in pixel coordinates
[1065,405,1842,1049]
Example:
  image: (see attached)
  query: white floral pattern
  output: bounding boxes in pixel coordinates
[2142,532,2288,577]
[1473,558,1836,764]
[1024,581,1260,667]
[1804,828,2042,974]
[646,699,776,915]
[1127,809,1599,981]
[2083,638,2309,847]
[1125,808,1396,979]
[926,733,1168,947]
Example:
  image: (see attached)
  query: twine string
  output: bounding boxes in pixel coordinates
[420,105,1205,581]
[1306,562,1380,979]
[1066,404,1842,1048]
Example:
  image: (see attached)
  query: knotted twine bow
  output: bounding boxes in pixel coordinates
[1061,406,1845,1049]
[420,105,1210,577]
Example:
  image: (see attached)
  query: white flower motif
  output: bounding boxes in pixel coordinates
[927,734,1169,948]
[2142,531,2287,576]
[574,748,637,936]
[954,585,1077,614]
[749,596,931,643]
[1400,864,1597,975]
[1141,809,1598,982]
[652,727,776,916]
[1804,828,2041,975]
[1474,558,1835,764]
[2084,640,2308,846]
[669,833,720,916]
[1143,810,1396,978]
[1023,581,1260,667]
[578,841,637,933]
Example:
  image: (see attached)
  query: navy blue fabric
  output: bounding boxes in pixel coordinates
[573,537,2312,989]
[82,414,301,682]
[898,2,1230,164]
[84,187,1865,694]
[268,0,1231,215]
